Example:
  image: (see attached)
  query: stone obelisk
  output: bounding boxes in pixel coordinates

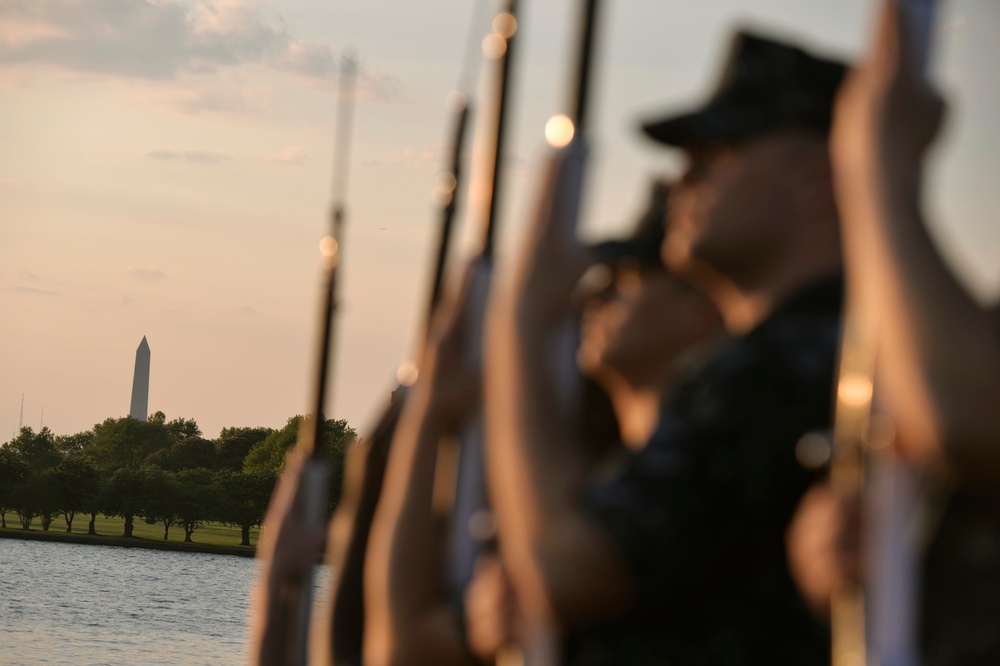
[129,336,150,421]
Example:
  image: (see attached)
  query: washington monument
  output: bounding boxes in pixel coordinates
[129,336,150,421]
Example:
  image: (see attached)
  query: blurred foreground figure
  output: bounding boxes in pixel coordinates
[468,184,725,661]
[361,260,489,666]
[361,182,722,666]
[578,181,724,453]
[486,31,848,664]
[787,1,1000,663]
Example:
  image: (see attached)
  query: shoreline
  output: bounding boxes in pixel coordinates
[0,526,257,558]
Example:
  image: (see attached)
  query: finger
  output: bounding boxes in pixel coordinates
[868,0,901,77]
[523,143,591,270]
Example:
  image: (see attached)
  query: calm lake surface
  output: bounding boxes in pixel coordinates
[0,539,331,665]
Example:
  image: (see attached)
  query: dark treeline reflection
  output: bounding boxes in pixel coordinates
[0,413,355,545]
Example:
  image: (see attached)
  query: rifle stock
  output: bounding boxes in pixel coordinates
[831,4,937,664]
[327,393,405,665]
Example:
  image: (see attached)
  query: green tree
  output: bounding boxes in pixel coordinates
[216,470,275,546]
[142,467,180,539]
[86,417,172,472]
[166,417,201,443]
[323,418,356,512]
[216,427,273,472]
[7,426,61,470]
[243,415,355,518]
[13,470,61,530]
[35,469,62,530]
[80,471,106,536]
[55,430,94,458]
[145,436,217,471]
[103,467,151,537]
[6,427,63,530]
[0,447,27,528]
[54,458,102,533]
[242,423,296,477]
[175,468,218,542]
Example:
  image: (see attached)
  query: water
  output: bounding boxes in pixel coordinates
[0,539,330,665]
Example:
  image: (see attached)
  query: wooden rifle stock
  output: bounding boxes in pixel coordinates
[327,391,404,666]
[831,5,936,665]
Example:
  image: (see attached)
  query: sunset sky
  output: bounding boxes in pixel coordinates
[2,0,998,440]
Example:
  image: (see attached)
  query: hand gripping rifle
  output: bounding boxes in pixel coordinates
[830,3,935,665]
[447,2,603,664]
[325,10,485,662]
[279,57,357,666]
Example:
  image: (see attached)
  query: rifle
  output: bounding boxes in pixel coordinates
[279,56,357,666]
[830,3,936,665]
[325,10,484,662]
[447,0,521,598]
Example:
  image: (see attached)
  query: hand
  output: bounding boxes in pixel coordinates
[465,554,517,662]
[501,140,591,329]
[831,0,946,189]
[785,482,862,618]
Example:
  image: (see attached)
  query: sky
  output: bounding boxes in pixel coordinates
[2,0,998,441]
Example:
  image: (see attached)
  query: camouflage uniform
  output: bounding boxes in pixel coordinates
[570,276,842,665]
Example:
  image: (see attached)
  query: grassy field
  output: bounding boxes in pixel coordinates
[0,513,261,550]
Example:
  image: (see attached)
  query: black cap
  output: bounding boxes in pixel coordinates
[642,31,848,146]
[592,179,668,268]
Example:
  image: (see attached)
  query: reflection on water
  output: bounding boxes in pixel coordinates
[0,539,331,665]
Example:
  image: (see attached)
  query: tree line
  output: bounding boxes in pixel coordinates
[0,412,356,546]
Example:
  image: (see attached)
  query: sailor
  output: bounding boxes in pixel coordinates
[485,30,849,664]
[786,1,1000,662]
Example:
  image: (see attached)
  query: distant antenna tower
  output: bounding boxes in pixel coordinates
[40,407,44,430]
[18,393,24,431]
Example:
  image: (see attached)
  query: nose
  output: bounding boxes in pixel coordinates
[679,145,715,186]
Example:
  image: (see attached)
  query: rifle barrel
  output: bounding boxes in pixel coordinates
[303,58,358,459]
[570,0,600,131]
[425,96,472,338]
[481,0,519,259]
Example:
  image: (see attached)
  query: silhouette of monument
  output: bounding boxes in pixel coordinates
[129,336,150,421]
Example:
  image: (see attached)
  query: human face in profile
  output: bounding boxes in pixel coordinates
[665,132,813,282]
[578,265,721,388]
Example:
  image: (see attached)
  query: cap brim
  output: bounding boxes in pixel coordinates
[641,103,775,147]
